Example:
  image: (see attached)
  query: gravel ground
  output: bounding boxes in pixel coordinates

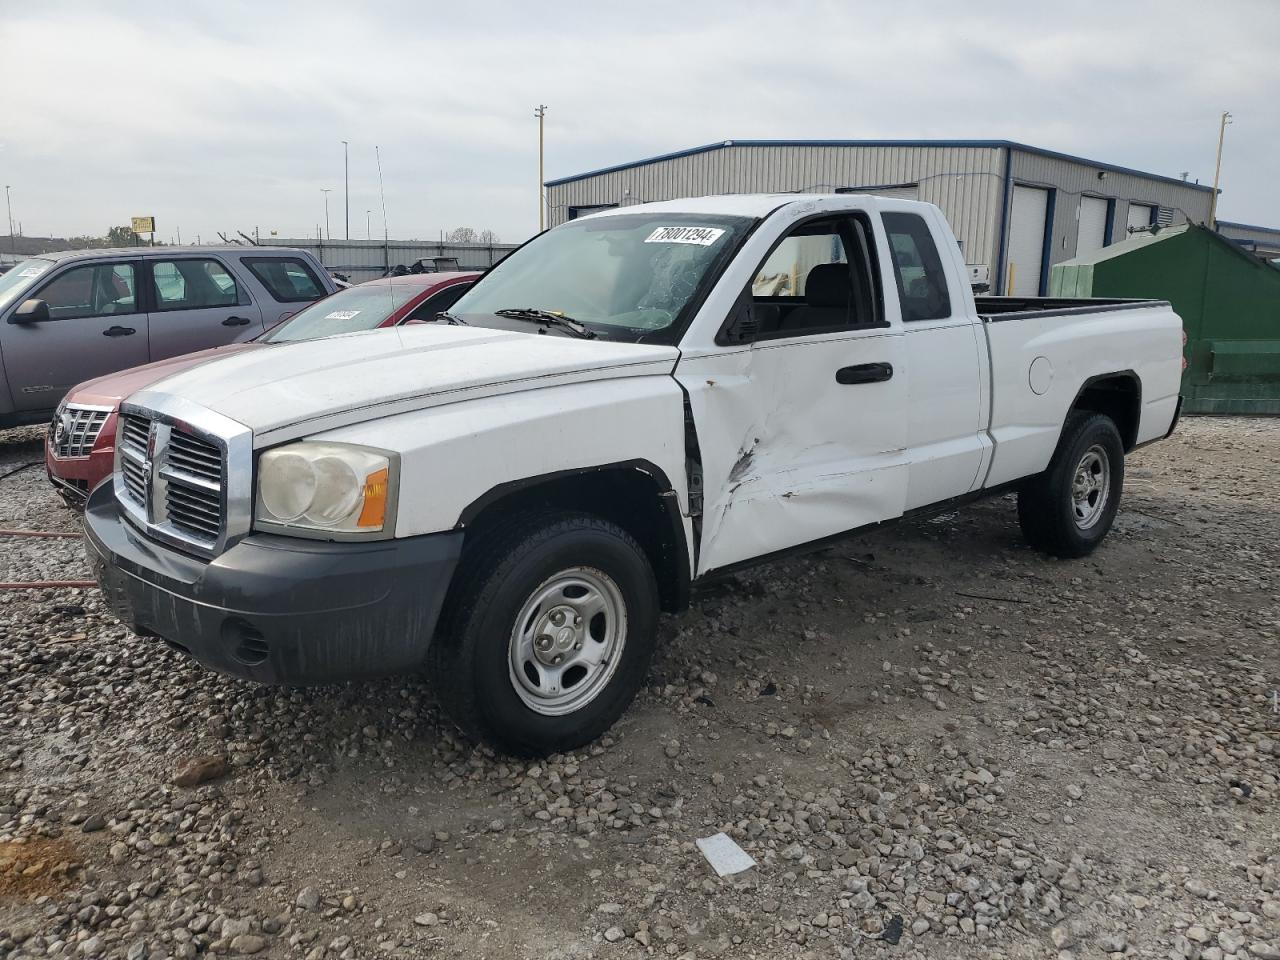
[0,418,1277,960]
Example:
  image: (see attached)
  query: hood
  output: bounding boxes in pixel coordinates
[137,324,680,445]
[66,343,262,407]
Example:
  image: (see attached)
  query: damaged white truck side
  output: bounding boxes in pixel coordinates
[86,195,1183,755]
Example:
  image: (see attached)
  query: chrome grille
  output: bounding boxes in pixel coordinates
[161,430,224,543]
[114,397,248,559]
[50,405,111,458]
[119,414,151,505]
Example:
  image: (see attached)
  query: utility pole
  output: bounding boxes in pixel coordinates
[342,140,350,240]
[534,105,547,231]
[1209,111,1231,229]
[4,185,12,257]
[320,188,332,240]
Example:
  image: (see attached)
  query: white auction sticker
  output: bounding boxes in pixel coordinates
[325,309,361,321]
[644,226,725,246]
[18,266,46,278]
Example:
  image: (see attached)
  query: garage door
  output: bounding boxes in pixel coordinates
[1008,185,1050,296]
[1127,202,1155,233]
[1077,196,1109,256]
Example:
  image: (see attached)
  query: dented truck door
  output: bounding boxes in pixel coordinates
[676,203,908,575]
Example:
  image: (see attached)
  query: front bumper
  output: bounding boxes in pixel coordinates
[84,483,464,684]
[45,437,115,511]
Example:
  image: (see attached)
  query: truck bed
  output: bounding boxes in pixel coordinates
[976,296,1168,321]
[977,295,1183,490]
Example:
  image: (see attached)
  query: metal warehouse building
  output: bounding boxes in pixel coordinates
[1218,220,1280,261]
[544,140,1215,296]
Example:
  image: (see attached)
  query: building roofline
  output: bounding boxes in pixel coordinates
[1217,220,1280,237]
[545,138,1215,193]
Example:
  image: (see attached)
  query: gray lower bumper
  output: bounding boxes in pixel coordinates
[83,482,464,684]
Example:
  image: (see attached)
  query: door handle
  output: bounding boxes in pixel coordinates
[836,362,893,385]
[222,315,252,326]
[102,325,136,337]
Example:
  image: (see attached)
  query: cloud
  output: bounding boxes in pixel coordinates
[1,0,1276,242]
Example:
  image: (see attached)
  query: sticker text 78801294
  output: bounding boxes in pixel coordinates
[644,226,726,246]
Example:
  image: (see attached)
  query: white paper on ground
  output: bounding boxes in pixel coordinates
[696,832,756,877]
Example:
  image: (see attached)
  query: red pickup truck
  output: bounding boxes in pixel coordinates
[47,272,478,506]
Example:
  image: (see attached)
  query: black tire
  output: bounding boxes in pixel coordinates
[430,511,659,757]
[1017,411,1125,559]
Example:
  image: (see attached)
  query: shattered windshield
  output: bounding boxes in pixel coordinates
[450,213,751,342]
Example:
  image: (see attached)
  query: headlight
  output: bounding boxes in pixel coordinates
[255,442,396,537]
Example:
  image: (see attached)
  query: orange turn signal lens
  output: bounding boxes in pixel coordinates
[357,467,389,529]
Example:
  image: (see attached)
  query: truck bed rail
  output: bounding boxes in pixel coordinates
[977,297,1169,322]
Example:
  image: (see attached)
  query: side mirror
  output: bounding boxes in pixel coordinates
[10,298,51,324]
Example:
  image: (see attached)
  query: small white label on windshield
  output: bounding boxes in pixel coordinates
[18,266,46,278]
[325,309,361,320]
[644,226,726,246]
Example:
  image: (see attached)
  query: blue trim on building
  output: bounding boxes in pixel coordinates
[1103,198,1116,246]
[994,146,1013,295]
[1217,219,1280,237]
[544,139,1217,193]
[1038,189,1057,297]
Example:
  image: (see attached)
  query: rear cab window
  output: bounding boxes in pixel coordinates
[243,256,326,303]
[882,212,952,322]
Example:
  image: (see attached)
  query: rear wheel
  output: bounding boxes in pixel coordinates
[430,512,659,756]
[1017,412,1125,558]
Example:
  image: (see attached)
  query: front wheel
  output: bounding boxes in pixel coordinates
[430,512,659,756]
[1017,412,1125,558]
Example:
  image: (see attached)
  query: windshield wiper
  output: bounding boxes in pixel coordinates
[436,311,469,325]
[494,307,597,339]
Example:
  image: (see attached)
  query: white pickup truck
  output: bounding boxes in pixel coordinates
[85,194,1183,755]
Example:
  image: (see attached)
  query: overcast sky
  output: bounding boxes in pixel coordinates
[2,0,1277,245]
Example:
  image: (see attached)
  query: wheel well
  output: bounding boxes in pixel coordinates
[459,466,691,613]
[1071,373,1141,450]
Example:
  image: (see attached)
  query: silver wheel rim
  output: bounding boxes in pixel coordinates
[1071,444,1111,530]
[508,566,627,717]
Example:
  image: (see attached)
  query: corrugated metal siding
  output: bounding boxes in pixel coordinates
[1008,149,1212,288]
[258,239,518,280]
[1218,221,1280,252]
[546,142,1215,295]
[546,143,1007,271]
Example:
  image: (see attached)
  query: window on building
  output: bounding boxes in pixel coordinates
[37,263,137,320]
[882,212,952,322]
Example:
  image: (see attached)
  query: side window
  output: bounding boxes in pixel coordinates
[244,257,326,303]
[882,212,952,322]
[404,283,471,323]
[748,215,879,337]
[151,259,240,311]
[37,263,136,320]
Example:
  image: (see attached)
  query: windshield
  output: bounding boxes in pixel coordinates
[261,281,424,342]
[450,213,751,342]
[0,259,55,312]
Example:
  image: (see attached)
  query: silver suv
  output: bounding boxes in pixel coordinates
[0,246,336,428]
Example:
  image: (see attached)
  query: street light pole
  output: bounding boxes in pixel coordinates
[1208,111,1232,230]
[534,105,547,232]
[367,209,372,240]
[4,185,13,257]
[320,188,332,241]
[342,140,350,240]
